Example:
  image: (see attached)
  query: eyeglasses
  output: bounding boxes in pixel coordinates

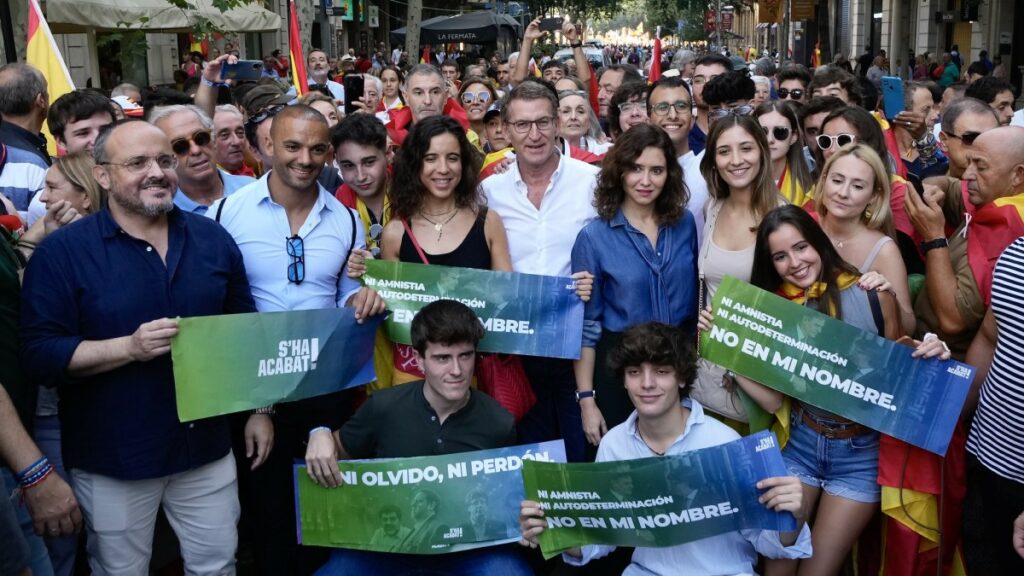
[170,130,213,156]
[777,88,804,100]
[507,116,556,134]
[367,223,383,258]
[99,154,178,173]
[461,91,492,104]
[651,100,692,116]
[761,125,792,141]
[945,131,981,145]
[816,133,856,150]
[617,101,647,115]
[286,235,304,284]
[246,105,285,128]
[709,104,755,121]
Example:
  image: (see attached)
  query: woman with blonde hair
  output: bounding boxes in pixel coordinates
[814,143,915,334]
[299,92,341,128]
[41,151,104,217]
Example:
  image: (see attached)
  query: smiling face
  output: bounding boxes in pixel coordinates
[59,110,114,153]
[419,132,462,201]
[41,164,90,213]
[617,95,649,135]
[336,141,387,200]
[768,223,822,289]
[268,115,331,194]
[506,98,559,169]
[93,122,178,218]
[758,110,797,163]
[821,154,877,221]
[624,362,684,420]
[648,86,693,155]
[622,146,668,210]
[713,125,761,191]
[460,82,491,122]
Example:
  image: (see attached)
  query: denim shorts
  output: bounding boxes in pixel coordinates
[782,408,880,503]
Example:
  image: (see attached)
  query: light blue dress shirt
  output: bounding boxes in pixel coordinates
[209,174,364,312]
[564,399,813,575]
[173,169,255,215]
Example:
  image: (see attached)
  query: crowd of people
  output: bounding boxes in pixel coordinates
[3,17,1024,576]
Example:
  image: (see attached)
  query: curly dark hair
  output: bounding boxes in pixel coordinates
[607,322,698,396]
[390,115,483,220]
[607,81,648,139]
[594,124,686,224]
[750,205,861,318]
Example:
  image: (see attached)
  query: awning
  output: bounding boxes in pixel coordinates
[390,11,522,46]
[45,0,281,33]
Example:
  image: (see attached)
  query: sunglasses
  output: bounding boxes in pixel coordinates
[367,223,383,258]
[761,125,792,141]
[946,131,981,145]
[246,105,285,128]
[816,133,856,150]
[461,91,492,104]
[286,235,304,284]
[777,88,804,100]
[170,130,213,156]
[709,104,755,121]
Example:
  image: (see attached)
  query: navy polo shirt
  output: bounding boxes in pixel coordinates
[20,206,256,480]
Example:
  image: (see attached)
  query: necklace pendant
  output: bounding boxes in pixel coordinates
[434,223,443,233]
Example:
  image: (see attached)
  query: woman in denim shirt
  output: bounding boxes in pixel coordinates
[571,124,698,457]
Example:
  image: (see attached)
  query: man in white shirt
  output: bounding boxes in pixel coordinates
[647,77,709,244]
[307,50,345,102]
[210,104,383,573]
[481,80,597,462]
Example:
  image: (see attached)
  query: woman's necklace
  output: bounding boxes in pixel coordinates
[420,208,459,241]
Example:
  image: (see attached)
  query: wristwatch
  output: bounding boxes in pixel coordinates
[920,237,949,254]
[575,390,596,402]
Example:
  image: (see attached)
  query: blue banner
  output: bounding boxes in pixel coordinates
[521,431,797,558]
[700,276,974,455]
[363,260,585,359]
[295,441,567,553]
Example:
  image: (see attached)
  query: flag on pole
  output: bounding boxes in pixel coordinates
[812,39,822,68]
[421,46,431,65]
[26,0,74,157]
[649,27,663,83]
[288,0,309,96]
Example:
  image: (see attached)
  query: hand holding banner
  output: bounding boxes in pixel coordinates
[699,276,973,455]
[171,308,383,421]
[362,260,584,359]
[295,441,567,554]
[521,431,797,559]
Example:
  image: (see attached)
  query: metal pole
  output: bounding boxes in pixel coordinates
[780,0,790,66]
[715,0,722,54]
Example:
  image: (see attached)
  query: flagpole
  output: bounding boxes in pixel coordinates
[780,0,790,66]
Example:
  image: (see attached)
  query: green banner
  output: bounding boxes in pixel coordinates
[521,431,796,559]
[295,441,566,553]
[362,260,584,359]
[171,308,383,422]
[699,276,974,455]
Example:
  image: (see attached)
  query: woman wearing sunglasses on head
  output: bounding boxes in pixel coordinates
[815,106,923,275]
[697,205,951,576]
[814,144,917,335]
[570,125,697,455]
[755,101,814,207]
[693,115,786,426]
[457,78,496,152]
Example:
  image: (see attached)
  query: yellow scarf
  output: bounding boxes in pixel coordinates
[778,160,810,207]
[775,271,860,316]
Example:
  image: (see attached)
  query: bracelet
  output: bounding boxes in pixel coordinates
[570,43,583,49]
[21,465,53,490]
[309,426,333,437]
[201,77,227,88]
[16,456,54,488]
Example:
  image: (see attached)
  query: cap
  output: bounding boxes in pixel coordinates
[341,55,356,63]
[483,99,503,121]
[729,56,749,72]
[242,84,292,114]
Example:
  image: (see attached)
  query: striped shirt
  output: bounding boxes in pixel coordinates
[967,236,1024,483]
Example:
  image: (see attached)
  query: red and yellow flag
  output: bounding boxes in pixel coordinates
[26,0,74,156]
[967,195,1024,305]
[812,39,822,68]
[649,27,663,84]
[288,0,308,96]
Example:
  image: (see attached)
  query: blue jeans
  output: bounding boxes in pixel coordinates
[1,467,55,576]
[518,357,585,462]
[314,546,532,575]
[33,415,77,576]
[782,408,880,503]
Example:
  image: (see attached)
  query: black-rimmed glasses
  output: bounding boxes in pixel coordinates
[99,154,178,173]
[286,235,304,284]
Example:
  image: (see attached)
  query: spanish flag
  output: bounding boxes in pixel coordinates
[649,27,663,84]
[812,39,822,68]
[26,0,74,157]
[288,0,308,96]
[421,46,431,65]
[966,195,1024,305]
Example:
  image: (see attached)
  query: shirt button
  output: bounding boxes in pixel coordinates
[431,416,436,421]
[146,246,153,252]
[436,438,442,444]
[189,423,195,429]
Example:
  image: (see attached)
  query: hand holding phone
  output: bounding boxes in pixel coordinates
[881,76,904,121]
[220,60,264,82]
[539,17,564,32]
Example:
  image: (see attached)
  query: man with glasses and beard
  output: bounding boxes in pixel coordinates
[150,105,254,215]
[20,119,259,574]
[211,104,385,574]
